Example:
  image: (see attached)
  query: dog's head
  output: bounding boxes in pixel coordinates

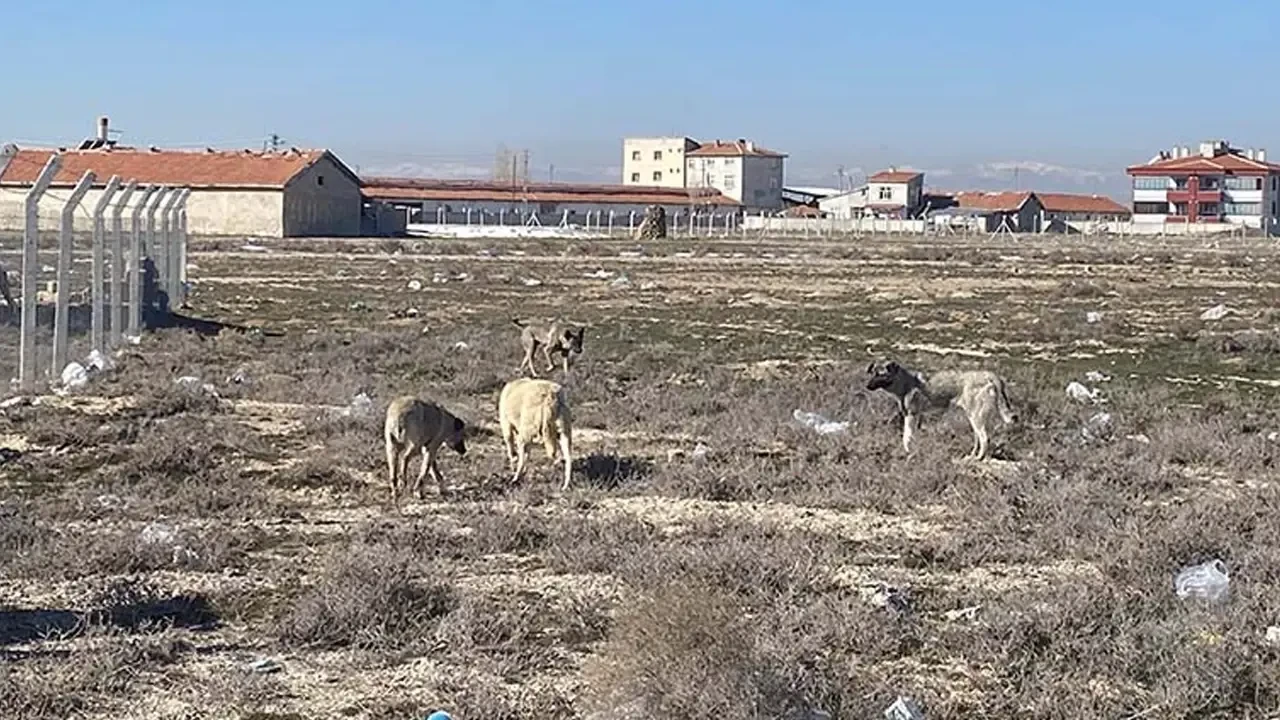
[865,360,903,391]
[445,417,468,457]
[563,327,585,355]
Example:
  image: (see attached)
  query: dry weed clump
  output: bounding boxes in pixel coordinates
[272,542,456,652]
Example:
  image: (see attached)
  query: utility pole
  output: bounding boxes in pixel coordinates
[549,164,555,183]
[263,133,283,152]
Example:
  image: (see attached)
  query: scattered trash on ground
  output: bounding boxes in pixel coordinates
[1085,311,1103,324]
[1065,381,1106,405]
[793,409,850,435]
[521,277,543,287]
[690,442,710,460]
[585,269,614,279]
[241,244,268,253]
[884,695,925,720]
[1082,412,1114,442]
[58,362,89,393]
[246,658,283,674]
[609,274,633,289]
[452,341,470,351]
[942,605,982,622]
[1175,559,1230,604]
[137,521,198,565]
[344,392,374,418]
[86,349,113,373]
[1200,304,1231,321]
[872,584,912,615]
[406,279,423,291]
[1266,626,1280,647]
[1084,370,1112,383]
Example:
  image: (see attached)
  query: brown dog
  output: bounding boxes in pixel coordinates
[383,395,468,506]
[512,319,585,377]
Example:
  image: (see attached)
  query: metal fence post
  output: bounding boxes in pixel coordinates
[90,176,121,356]
[53,170,96,377]
[109,181,137,348]
[128,185,161,339]
[19,155,62,391]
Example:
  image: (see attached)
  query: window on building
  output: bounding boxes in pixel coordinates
[1200,176,1221,190]
[1197,202,1220,216]
[878,186,893,200]
[708,176,719,187]
[653,150,662,161]
[1223,202,1262,215]
[1172,176,1189,189]
[1132,177,1169,190]
[1223,176,1259,190]
[1172,202,1189,216]
[631,150,640,161]
[1273,200,1278,215]
[1273,176,1278,191]
[769,177,779,189]
[724,175,736,190]
[631,173,640,182]
[652,171,662,181]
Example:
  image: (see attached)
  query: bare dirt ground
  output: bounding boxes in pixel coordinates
[2,232,1279,719]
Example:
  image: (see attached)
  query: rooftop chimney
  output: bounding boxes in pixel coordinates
[96,115,109,142]
[1247,148,1255,160]
[745,140,754,152]
[1259,148,1267,162]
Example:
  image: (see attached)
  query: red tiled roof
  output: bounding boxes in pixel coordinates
[1037,192,1130,215]
[359,177,740,206]
[868,170,922,183]
[1127,151,1280,175]
[0,147,342,188]
[783,205,822,217]
[686,140,786,158]
[947,191,1033,212]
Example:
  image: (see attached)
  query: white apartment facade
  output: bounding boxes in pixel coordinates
[620,136,787,211]
[685,139,786,210]
[1126,140,1280,231]
[865,169,924,218]
[622,137,698,188]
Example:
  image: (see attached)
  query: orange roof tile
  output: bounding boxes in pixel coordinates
[947,191,1033,212]
[1127,151,1280,175]
[0,147,346,188]
[868,170,923,183]
[360,177,739,207]
[1037,192,1130,215]
[686,140,786,158]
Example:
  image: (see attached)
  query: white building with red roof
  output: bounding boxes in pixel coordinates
[1126,140,1280,231]
[622,136,788,211]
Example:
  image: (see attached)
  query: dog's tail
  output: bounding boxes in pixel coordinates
[511,317,527,329]
[994,378,1017,424]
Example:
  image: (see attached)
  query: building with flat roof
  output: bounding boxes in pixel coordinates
[1126,140,1280,230]
[622,137,699,189]
[621,136,787,211]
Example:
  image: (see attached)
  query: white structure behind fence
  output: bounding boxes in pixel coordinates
[11,151,192,392]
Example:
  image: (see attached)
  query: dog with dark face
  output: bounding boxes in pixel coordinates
[865,359,1017,461]
[512,319,585,377]
[383,395,468,506]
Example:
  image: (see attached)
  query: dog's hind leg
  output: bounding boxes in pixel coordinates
[512,440,529,485]
[559,430,573,491]
[415,445,434,500]
[385,438,401,505]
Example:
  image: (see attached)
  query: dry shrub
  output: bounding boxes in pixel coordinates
[583,581,842,720]
[273,542,456,652]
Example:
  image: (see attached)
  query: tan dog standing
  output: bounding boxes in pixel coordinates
[497,377,574,490]
[512,319,585,377]
[865,359,1017,461]
[383,395,468,506]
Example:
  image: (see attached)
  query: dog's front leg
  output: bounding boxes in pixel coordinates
[902,413,919,454]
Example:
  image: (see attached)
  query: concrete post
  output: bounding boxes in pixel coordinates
[158,189,183,302]
[90,175,122,356]
[109,181,137,348]
[166,189,190,304]
[177,196,190,303]
[18,155,62,391]
[53,170,96,377]
[128,186,162,338]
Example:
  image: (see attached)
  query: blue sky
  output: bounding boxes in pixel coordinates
[4,0,1277,197]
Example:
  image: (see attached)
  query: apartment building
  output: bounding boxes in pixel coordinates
[620,136,788,210]
[1126,140,1280,230]
[685,139,786,210]
[621,137,699,189]
[865,169,924,218]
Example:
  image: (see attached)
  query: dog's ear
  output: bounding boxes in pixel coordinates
[866,362,876,374]
[886,361,900,372]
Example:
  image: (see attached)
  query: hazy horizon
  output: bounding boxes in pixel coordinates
[5,0,1276,202]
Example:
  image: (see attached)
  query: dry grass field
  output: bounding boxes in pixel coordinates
[2,231,1279,719]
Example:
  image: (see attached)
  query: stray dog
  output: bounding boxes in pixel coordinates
[512,319,585,377]
[383,395,468,506]
[865,359,1017,461]
[497,377,574,490]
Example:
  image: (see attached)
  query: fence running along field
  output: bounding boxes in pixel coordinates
[7,152,191,391]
